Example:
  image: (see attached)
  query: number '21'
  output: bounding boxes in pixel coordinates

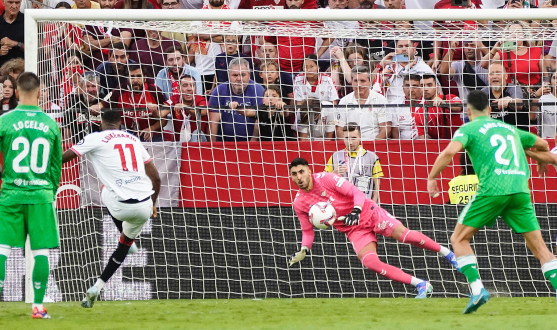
[490,134,519,167]
[114,144,138,172]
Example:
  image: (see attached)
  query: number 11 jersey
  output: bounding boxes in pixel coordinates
[452,116,537,197]
[71,130,154,201]
[0,105,62,204]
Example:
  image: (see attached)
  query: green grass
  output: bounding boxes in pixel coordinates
[1,298,556,330]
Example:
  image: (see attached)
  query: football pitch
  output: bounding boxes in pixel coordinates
[1,297,556,330]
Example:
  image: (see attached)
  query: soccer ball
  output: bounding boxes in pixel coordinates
[309,202,336,229]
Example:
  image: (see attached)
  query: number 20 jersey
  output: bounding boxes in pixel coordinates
[452,116,537,197]
[71,130,154,201]
[0,106,62,204]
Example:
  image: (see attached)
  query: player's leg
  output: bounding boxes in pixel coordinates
[351,231,432,298]
[375,207,457,269]
[0,245,11,298]
[451,195,501,314]
[105,194,138,255]
[502,193,557,297]
[83,197,153,308]
[27,203,60,319]
[0,203,26,299]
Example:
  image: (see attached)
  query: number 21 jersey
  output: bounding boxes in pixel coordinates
[452,116,537,196]
[71,130,154,200]
[0,105,62,204]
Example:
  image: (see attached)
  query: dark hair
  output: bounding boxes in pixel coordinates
[421,74,436,82]
[16,72,40,94]
[124,0,149,9]
[0,75,18,109]
[467,90,489,113]
[403,74,422,83]
[55,1,72,8]
[303,54,319,66]
[164,46,183,57]
[460,152,475,176]
[109,42,127,56]
[101,110,122,125]
[289,157,309,170]
[342,122,361,133]
[127,63,143,74]
[264,84,282,97]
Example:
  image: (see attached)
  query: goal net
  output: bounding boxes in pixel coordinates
[9,8,557,302]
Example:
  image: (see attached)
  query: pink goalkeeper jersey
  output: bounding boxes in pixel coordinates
[293,172,374,249]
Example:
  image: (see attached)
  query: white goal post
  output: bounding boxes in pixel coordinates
[17,8,557,303]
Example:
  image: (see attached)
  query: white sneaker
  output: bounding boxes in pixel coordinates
[81,286,99,308]
[128,242,138,255]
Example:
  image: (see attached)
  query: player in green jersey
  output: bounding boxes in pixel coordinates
[0,72,62,319]
[428,90,557,314]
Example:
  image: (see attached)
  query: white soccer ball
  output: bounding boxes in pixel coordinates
[309,202,336,229]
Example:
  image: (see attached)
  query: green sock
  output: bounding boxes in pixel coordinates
[32,255,49,304]
[0,254,6,297]
[542,260,557,291]
[457,255,481,284]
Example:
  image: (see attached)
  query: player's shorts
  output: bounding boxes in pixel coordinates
[102,188,153,239]
[346,205,402,255]
[458,193,540,233]
[0,202,59,249]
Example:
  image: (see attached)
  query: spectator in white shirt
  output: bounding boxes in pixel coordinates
[381,39,435,104]
[335,65,390,140]
[294,54,339,105]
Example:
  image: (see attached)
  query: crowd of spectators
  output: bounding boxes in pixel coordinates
[3,0,557,143]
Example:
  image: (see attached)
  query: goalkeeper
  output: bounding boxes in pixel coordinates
[428,90,557,314]
[0,72,62,319]
[289,158,458,298]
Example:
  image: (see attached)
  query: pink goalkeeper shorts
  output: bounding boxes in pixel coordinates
[346,206,402,255]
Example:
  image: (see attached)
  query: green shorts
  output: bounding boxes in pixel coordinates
[458,193,540,233]
[0,202,59,249]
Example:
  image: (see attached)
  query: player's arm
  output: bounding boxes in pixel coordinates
[62,149,80,163]
[427,140,463,197]
[289,204,314,267]
[145,159,161,214]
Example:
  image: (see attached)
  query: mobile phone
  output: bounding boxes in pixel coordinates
[510,0,521,4]
[543,75,550,84]
[394,54,410,62]
[451,0,467,6]
[501,41,517,51]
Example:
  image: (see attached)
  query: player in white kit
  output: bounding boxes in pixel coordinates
[62,110,161,308]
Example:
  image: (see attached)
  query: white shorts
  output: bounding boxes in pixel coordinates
[102,188,153,239]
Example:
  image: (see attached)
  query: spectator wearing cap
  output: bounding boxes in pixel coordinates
[0,0,24,68]
[336,65,390,140]
[208,58,264,142]
[156,47,202,99]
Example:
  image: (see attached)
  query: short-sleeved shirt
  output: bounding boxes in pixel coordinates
[209,81,264,141]
[96,60,135,93]
[450,61,489,101]
[391,105,418,139]
[293,73,339,103]
[0,11,24,67]
[129,37,182,78]
[71,129,154,201]
[0,105,62,204]
[335,90,389,141]
[452,116,537,196]
[165,94,208,142]
[538,93,557,138]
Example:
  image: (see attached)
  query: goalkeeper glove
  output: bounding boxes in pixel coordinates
[288,246,309,267]
[342,206,362,226]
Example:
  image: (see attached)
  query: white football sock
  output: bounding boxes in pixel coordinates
[410,277,423,287]
[470,279,484,296]
[94,278,106,291]
[438,246,451,257]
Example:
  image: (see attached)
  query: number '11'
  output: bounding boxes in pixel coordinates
[114,144,138,172]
